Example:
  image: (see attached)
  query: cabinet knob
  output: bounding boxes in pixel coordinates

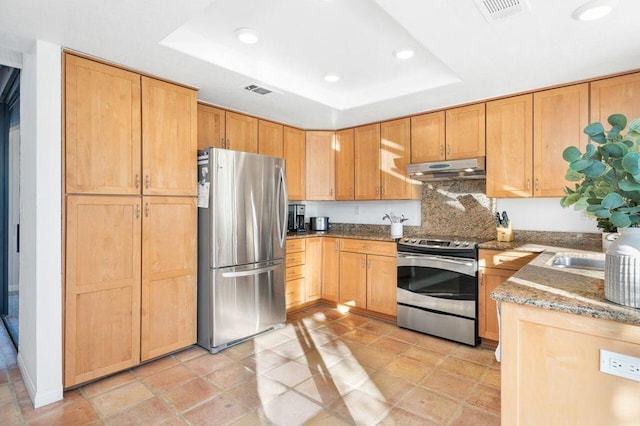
[526,179,531,190]
[135,174,140,189]
[136,204,141,219]
[145,175,150,189]
[145,203,150,217]
[535,178,540,191]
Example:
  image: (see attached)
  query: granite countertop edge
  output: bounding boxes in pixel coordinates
[286,230,397,242]
[487,243,640,327]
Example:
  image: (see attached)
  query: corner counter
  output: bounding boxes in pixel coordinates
[486,241,640,424]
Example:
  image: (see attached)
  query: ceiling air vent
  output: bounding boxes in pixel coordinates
[473,0,531,23]
[244,84,272,95]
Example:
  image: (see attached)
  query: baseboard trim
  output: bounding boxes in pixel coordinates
[17,352,63,409]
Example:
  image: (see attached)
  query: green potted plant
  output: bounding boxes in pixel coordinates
[561,113,640,308]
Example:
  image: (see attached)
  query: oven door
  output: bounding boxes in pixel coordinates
[397,252,477,318]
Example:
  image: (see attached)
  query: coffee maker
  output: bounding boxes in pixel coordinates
[288,204,306,233]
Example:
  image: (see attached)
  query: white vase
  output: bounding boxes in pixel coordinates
[390,223,403,238]
[604,227,640,308]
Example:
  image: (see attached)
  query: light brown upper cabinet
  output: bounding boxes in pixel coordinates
[305,131,336,200]
[486,94,533,198]
[283,126,305,201]
[591,72,640,124]
[197,103,225,150]
[225,111,258,153]
[533,84,589,197]
[380,118,419,200]
[445,103,486,159]
[258,120,284,157]
[142,76,197,196]
[487,85,589,198]
[141,196,197,361]
[335,128,355,200]
[411,111,446,163]
[65,54,141,195]
[354,123,381,200]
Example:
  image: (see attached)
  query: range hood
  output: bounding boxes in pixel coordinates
[407,157,486,181]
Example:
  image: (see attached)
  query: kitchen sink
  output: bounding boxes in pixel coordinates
[551,256,605,271]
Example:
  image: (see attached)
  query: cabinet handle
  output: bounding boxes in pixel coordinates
[135,174,140,189]
[145,203,150,217]
[136,204,140,219]
[367,259,371,269]
[350,187,353,197]
[221,137,225,149]
[145,175,150,189]
[227,139,231,149]
[376,187,379,195]
[360,259,365,268]
[381,187,385,196]
[330,188,334,197]
[526,179,530,190]
[447,145,451,156]
[440,145,444,156]
[335,241,339,252]
[535,178,540,191]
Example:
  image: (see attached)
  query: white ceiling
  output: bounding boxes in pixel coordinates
[1,0,640,129]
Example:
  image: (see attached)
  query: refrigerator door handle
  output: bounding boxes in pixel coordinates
[276,166,288,248]
[221,263,280,278]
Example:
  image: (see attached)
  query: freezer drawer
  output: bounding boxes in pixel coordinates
[197,259,286,353]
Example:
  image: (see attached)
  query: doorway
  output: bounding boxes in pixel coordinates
[0,65,20,347]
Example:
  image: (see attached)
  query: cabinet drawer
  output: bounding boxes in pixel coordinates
[286,238,306,253]
[286,251,305,267]
[286,278,305,307]
[340,239,396,256]
[480,249,539,271]
[286,265,305,281]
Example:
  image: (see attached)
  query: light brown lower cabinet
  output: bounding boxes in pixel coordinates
[478,249,539,342]
[285,239,306,309]
[339,239,397,315]
[305,238,322,302]
[64,195,196,387]
[501,302,640,424]
[321,238,340,302]
[140,197,197,361]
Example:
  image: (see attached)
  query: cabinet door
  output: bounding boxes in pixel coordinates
[65,195,141,387]
[534,84,589,197]
[322,238,340,302]
[65,54,141,195]
[590,72,640,124]
[283,126,305,201]
[411,111,445,163]
[197,103,225,150]
[305,131,336,200]
[335,128,355,200]
[142,77,197,196]
[141,196,197,361]
[486,94,533,198]
[366,255,397,316]
[258,120,284,157]
[305,238,322,301]
[381,118,417,200]
[339,251,367,308]
[354,123,381,200]
[445,103,486,159]
[479,268,512,341]
[226,112,258,153]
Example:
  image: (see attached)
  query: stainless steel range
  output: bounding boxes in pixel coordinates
[396,237,479,346]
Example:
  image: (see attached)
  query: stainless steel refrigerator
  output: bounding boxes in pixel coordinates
[197,148,287,354]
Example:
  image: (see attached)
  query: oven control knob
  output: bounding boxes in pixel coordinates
[403,237,409,242]
[462,241,470,247]
[411,239,417,243]
[453,241,460,246]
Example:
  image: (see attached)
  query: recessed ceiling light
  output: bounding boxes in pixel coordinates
[394,49,415,60]
[572,0,618,21]
[235,28,259,44]
[324,73,340,82]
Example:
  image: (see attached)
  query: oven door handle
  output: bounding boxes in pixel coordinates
[397,252,477,276]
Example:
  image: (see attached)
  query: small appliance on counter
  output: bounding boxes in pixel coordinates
[310,216,330,232]
[288,204,306,233]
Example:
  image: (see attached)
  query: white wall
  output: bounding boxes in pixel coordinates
[304,200,421,226]
[496,197,596,233]
[18,40,62,408]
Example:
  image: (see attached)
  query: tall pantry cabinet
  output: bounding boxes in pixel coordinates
[64,53,197,387]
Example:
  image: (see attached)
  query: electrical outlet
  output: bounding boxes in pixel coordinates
[600,349,640,382]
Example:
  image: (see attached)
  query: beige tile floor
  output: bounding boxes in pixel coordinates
[0,305,500,425]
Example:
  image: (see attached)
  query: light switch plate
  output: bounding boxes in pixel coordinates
[600,349,640,382]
